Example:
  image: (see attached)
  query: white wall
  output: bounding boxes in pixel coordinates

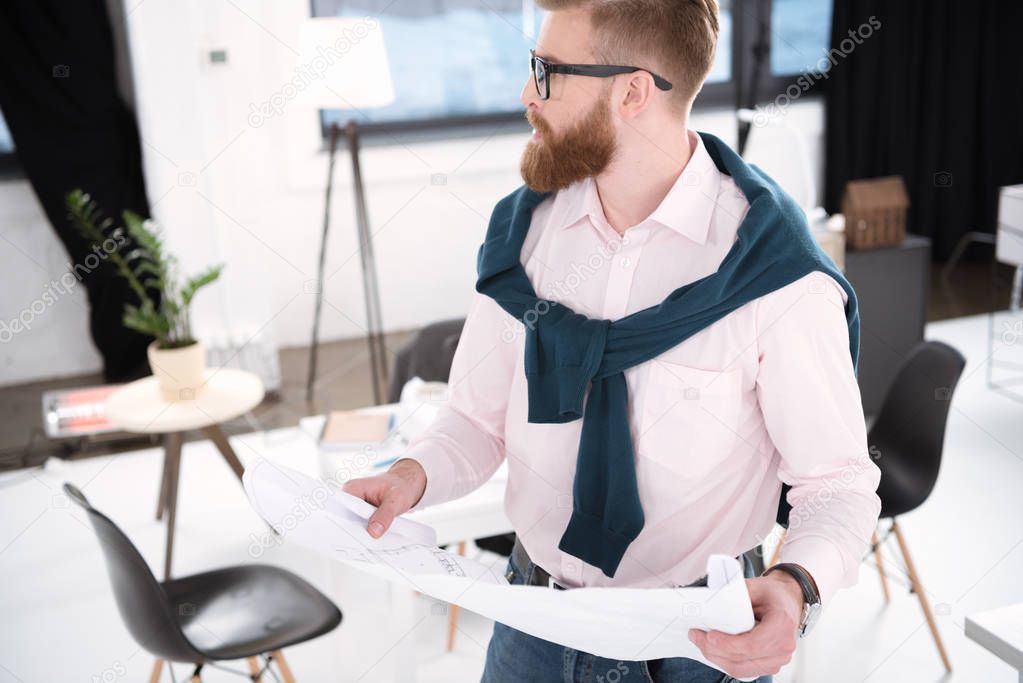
[0,183,103,384]
[0,0,825,387]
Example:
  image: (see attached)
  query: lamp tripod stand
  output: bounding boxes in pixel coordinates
[305,120,389,405]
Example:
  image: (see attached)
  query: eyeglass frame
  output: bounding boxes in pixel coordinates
[529,48,673,101]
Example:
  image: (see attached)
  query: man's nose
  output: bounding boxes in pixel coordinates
[520,73,540,109]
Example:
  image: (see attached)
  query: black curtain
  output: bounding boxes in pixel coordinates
[0,0,155,381]
[824,0,1023,261]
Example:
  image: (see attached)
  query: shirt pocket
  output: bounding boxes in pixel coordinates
[637,360,744,479]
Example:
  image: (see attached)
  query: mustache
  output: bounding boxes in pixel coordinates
[525,111,552,136]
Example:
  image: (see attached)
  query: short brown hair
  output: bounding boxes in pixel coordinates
[536,0,719,113]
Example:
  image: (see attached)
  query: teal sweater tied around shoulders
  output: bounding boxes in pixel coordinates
[475,131,860,578]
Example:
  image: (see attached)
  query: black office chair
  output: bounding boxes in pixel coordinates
[865,340,964,673]
[386,317,466,404]
[64,483,342,682]
[768,340,965,672]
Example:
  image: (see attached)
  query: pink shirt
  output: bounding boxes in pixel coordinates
[404,130,882,607]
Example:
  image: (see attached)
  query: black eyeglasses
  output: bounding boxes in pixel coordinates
[529,48,673,101]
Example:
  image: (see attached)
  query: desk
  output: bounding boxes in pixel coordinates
[966,604,1023,681]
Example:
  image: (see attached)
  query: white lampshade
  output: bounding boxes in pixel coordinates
[296,16,395,111]
[997,184,1023,267]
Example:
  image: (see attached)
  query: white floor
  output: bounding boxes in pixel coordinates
[1,311,1022,683]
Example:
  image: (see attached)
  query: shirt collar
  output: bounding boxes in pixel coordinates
[551,130,722,246]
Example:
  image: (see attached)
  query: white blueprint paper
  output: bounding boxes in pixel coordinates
[242,461,758,680]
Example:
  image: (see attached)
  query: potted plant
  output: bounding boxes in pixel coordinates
[66,190,224,400]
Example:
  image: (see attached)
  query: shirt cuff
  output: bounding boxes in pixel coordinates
[399,441,455,512]
[776,533,850,608]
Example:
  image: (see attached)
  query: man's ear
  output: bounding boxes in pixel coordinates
[617,71,656,120]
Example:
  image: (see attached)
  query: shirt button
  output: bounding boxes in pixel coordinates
[619,256,631,268]
[565,561,577,573]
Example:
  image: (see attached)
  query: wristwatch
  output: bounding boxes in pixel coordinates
[761,562,822,638]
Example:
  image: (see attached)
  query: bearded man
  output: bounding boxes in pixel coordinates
[344,1,881,680]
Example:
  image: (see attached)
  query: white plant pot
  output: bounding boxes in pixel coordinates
[147,340,207,401]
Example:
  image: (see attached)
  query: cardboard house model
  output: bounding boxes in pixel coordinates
[841,175,910,250]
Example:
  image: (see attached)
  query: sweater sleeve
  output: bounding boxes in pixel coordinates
[754,271,883,607]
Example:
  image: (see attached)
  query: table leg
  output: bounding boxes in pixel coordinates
[201,424,245,481]
[156,448,171,521]
[201,424,277,534]
[163,432,183,580]
[446,541,466,652]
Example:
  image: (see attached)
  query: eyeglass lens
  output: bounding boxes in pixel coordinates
[532,54,548,99]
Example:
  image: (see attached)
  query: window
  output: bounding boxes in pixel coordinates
[0,113,13,153]
[708,0,732,84]
[729,0,833,115]
[0,109,19,177]
[313,0,545,134]
[770,0,833,75]
[311,0,831,140]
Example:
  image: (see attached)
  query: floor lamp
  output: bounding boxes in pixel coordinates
[298,17,395,405]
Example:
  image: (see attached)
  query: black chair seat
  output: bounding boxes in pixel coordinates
[63,482,343,670]
[162,564,342,661]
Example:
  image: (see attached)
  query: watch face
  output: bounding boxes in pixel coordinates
[800,602,823,637]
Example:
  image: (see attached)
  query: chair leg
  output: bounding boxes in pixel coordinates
[149,659,163,683]
[247,657,262,682]
[891,519,952,673]
[446,541,466,652]
[872,529,891,603]
[767,526,787,568]
[272,650,296,683]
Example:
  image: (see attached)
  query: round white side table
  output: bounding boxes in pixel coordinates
[106,368,264,579]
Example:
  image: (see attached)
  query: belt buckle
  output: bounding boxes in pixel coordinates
[547,575,568,590]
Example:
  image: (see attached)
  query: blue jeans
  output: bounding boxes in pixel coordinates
[481,551,773,683]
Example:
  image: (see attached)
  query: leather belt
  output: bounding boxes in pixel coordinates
[510,537,744,589]
[511,538,568,589]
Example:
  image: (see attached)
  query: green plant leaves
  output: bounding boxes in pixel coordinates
[64,189,224,349]
[181,264,224,307]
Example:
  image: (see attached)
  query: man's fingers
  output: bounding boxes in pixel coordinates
[343,475,416,537]
[341,477,370,500]
[687,629,791,679]
[342,474,391,505]
[687,607,796,676]
[707,611,790,659]
[366,484,409,537]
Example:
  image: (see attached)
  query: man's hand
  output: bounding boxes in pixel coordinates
[341,458,427,538]
[687,571,805,678]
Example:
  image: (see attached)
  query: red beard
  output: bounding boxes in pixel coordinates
[520,97,618,193]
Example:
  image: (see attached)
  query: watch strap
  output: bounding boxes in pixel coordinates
[762,562,820,605]
[762,562,822,638]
